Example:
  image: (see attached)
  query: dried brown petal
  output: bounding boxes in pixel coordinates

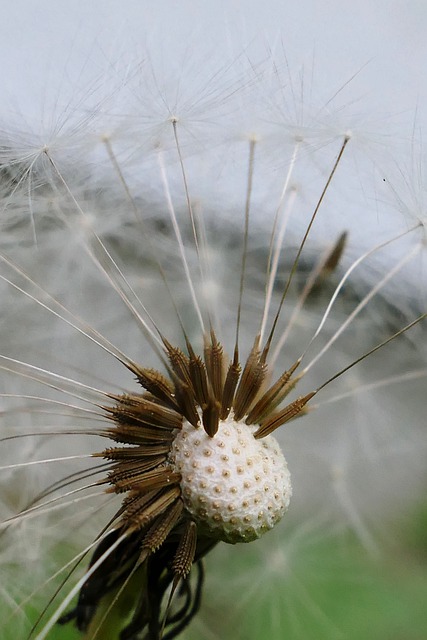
[172,520,198,579]
[141,499,184,553]
[233,336,267,421]
[245,360,301,424]
[254,392,316,438]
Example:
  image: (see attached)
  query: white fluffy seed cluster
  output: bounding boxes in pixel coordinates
[170,417,292,543]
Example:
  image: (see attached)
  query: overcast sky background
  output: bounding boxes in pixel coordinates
[0,0,426,286]
[0,0,426,131]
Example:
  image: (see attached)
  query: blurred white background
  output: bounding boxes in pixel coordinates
[0,0,426,130]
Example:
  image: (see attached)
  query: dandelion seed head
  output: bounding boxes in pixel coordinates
[171,416,291,543]
[1,8,427,637]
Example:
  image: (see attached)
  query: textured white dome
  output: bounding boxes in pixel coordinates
[170,416,292,543]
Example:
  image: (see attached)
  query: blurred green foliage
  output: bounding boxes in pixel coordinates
[3,504,426,640]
